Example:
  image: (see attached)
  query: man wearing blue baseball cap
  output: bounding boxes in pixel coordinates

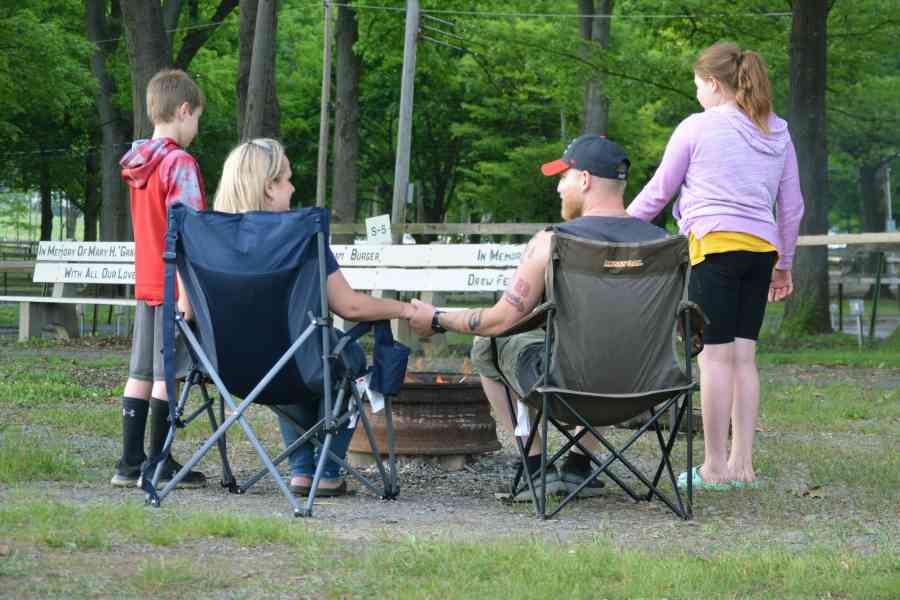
[412,135,669,500]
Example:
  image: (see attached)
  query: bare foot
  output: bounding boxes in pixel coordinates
[698,465,730,484]
[727,460,756,483]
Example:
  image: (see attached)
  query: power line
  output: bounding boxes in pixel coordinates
[331,3,792,20]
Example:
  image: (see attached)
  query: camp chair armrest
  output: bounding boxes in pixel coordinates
[676,301,709,358]
[494,301,555,338]
[332,331,357,357]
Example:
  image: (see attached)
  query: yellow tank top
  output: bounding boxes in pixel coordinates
[689,231,777,266]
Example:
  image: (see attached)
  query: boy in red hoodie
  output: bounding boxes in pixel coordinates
[111,69,207,488]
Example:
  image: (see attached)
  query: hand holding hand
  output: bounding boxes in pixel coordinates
[768,268,793,303]
[410,298,437,338]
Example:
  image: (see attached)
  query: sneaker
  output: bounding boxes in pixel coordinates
[138,458,207,489]
[510,465,563,502]
[110,459,142,487]
[560,463,605,498]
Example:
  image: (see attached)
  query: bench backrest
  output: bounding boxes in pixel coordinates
[34,242,135,285]
[32,241,525,293]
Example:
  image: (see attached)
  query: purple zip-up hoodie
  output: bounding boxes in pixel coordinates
[627,103,804,270]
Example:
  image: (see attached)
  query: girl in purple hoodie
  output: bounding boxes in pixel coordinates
[628,42,805,490]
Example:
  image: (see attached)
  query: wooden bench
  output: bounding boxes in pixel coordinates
[0,240,525,342]
[0,241,136,341]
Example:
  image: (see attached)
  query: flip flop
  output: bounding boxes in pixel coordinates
[730,479,762,489]
[677,466,731,491]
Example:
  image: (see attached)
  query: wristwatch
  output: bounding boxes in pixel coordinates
[431,310,447,333]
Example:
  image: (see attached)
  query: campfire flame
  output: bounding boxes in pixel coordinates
[435,374,447,384]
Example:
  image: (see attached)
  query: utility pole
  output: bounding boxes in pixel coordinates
[885,166,895,232]
[391,0,419,243]
[316,1,334,208]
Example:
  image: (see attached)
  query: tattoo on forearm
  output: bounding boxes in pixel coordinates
[503,278,531,314]
[467,309,484,332]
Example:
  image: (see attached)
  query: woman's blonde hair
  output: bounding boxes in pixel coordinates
[694,42,773,134]
[213,138,287,213]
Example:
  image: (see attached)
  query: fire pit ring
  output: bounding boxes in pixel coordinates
[348,372,501,457]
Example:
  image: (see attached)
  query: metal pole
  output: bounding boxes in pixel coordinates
[885,166,895,232]
[391,0,420,244]
[868,252,885,342]
[315,1,334,208]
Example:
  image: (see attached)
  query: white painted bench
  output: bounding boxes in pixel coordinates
[0,241,525,341]
[0,241,137,341]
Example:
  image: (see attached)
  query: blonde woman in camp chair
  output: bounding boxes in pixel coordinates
[213,138,429,496]
[412,136,669,501]
[627,42,804,490]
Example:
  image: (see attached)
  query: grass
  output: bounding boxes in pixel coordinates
[0,429,86,483]
[0,494,328,552]
[1,495,897,599]
[760,382,900,434]
[1,333,899,599]
[332,537,899,600]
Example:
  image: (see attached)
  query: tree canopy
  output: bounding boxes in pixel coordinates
[0,0,896,242]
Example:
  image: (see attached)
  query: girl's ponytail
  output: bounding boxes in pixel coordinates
[695,42,773,134]
[734,50,772,134]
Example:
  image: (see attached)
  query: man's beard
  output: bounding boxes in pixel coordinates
[561,197,582,221]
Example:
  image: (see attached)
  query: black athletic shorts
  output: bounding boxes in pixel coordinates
[688,251,778,345]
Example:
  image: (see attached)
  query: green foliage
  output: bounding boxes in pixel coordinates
[0,0,897,236]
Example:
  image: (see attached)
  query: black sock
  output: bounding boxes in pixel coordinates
[120,397,149,467]
[563,450,590,472]
[148,398,173,461]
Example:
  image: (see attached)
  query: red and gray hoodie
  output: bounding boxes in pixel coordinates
[120,138,206,305]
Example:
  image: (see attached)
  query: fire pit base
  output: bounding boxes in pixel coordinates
[348,372,501,461]
[348,452,473,472]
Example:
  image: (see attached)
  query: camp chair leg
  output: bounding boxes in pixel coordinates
[201,394,237,493]
[538,391,550,519]
[501,385,544,514]
[153,326,307,514]
[239,403,326,491]
[299,433,335,518]
[355,395,396,498]
[382,394,399,498]
[549,393,691,519]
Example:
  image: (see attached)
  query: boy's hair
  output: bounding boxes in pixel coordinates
[214,138,287,213]
[146,69,205,125]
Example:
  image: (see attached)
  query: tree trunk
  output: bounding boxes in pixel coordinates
[120,1,171,140]
[331,1,361,243]
[240,0,280,140]
[784,0,831,334]
[162,0,184,51]
[174,0,239,70]
[82,145,101,241]
[578,0,612,135]
[86,0,132,242]
[859,163,893,299]
[859,163,885,232]
[39,157,53,241]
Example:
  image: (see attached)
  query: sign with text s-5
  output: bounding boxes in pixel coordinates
[365,214,392,244]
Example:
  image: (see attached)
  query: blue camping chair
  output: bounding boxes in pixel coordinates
[141,204,403,517]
